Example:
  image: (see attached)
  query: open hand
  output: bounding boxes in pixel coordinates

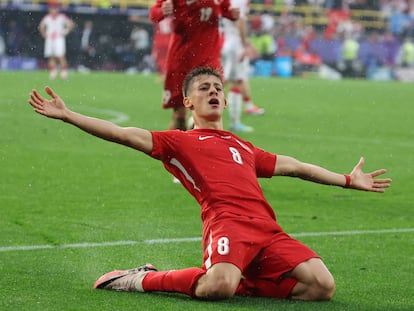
[162,0,174,16]
[230,7,240,20]
[28,86,67,120]
[349,157,391,193]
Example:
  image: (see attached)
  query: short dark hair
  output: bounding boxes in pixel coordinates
[182,67,223,97]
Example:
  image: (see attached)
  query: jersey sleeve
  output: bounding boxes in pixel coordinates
[221,0,238,21]
[149,0,166,23]
[231,0,248,18]
[254,147,277,178]
[149,130,179,161]
[240,0,249,18]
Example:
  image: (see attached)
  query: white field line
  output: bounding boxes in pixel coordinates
[73,105,130,124]
[1,228,413,253]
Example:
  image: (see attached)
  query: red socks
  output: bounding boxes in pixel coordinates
[142,267,296,298]
[142,268,205,297]
[230,86,241,94]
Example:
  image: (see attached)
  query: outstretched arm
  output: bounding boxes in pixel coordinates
[274,155,391,193]
[28,86,153,154]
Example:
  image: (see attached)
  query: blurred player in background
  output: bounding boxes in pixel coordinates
[38,2,74,80]
[149,0,239,130]
[221,0,264,132]
[151,16,172,82]
[77,20,97,73]
[28,66,391,302]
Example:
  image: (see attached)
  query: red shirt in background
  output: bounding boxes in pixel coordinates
[149,0,237,109]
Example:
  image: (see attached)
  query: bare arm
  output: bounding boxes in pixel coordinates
[237,14,248,48]
[63,19,75,36]
[28,86,153,154]
[274,155,391,193]
[236,14,249,61]
[38,23,47,39]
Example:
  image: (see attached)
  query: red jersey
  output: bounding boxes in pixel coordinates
[151,17,172,74]
[149,0,236,108]
[150,129,277,222]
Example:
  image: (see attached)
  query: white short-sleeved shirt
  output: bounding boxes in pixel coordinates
[40,13,71,57]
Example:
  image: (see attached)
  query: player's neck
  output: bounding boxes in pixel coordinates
[193,119,223,131]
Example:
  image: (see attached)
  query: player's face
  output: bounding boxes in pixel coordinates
[184,74,226,122]
[49,7,59,15]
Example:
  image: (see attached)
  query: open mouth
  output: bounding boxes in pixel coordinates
[209,98,219,105]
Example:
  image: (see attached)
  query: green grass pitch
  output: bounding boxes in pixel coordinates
[1,70,413,310]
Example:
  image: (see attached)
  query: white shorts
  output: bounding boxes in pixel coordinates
[44,37,66,58]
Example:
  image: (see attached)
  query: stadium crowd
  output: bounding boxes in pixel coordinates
[0,0,413,79]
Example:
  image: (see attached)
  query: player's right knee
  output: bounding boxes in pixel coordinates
[196,278,237,300]
[317,276,336,300]
[309,276,336,301]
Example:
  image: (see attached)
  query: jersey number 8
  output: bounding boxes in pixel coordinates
[217,237,230,255]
